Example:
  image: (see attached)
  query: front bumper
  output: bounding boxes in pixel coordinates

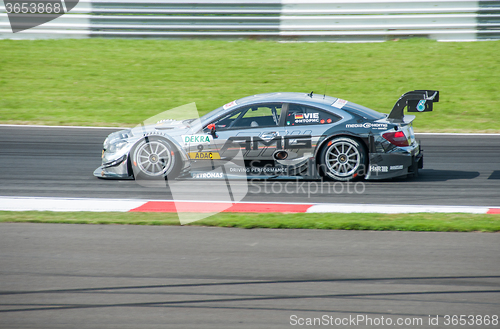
[93,154,134,179]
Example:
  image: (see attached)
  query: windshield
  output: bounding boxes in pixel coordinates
[199,106,226,125]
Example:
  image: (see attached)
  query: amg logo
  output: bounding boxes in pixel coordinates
[221,135,312,153]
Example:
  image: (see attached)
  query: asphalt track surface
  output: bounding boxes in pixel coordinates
[0,224,499,329]
[1,126,500,329]
[0,125,499,206]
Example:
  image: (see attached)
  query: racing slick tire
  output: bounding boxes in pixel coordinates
[131,137,182,180]
[319,136,367,182]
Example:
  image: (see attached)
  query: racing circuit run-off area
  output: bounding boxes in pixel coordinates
[0,224,499,329]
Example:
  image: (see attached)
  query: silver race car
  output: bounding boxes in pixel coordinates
[94,90,438,181]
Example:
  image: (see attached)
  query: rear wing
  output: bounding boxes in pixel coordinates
[388,90,439,122]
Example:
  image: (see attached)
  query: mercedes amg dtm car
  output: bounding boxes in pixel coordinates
[94,90,438,181]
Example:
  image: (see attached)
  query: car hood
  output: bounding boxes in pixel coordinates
[125,118,202,139]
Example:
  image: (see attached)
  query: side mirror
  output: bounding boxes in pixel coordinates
[207,124,217,138]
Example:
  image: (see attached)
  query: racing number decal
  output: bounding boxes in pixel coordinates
[182,134,221,160]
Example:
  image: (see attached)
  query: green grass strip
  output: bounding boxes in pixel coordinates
[1,211,499,232]
[1,39,499,132]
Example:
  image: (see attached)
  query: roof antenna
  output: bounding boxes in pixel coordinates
[307,91,314,98]
[323,81,329,99]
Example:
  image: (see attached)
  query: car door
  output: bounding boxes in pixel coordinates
[283,102,343,156]
[204,102,285,161]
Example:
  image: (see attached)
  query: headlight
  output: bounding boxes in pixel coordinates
[103,129,133,151]
[107,140,128,153]
[104,140,128,153]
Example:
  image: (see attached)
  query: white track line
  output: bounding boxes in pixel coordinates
[0,196,498,214]
[0,196,144,212]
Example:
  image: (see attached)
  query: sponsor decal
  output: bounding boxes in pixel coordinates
[327,118,332,123]
[182,135,212,144]
[390,165,404,170]
[223,100,237,110]
[221,135,312,153]
[188,152,221,160]
[229,167,287,173]
[346,122,388,130]
[417,99,426,112]
[142,131,167,137]
[192,172,223,179]
[369,165,388,172]
[156,119,174,125]
[331,98,348,109]
[294,112,319,124]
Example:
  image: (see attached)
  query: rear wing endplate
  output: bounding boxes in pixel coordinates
[388,90,439,122]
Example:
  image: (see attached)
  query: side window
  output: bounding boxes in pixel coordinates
[286,104,341,126]
[213,103,282,130]
[213,109,243,130]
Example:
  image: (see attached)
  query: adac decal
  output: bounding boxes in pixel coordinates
[220,135,312,153]
[182,135,212,144]
[188,151,221,160]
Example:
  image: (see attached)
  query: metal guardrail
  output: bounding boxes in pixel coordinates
[0,0,499,41]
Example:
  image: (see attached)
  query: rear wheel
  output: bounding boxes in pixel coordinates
[131,138,181,180]
[319,137,366,181]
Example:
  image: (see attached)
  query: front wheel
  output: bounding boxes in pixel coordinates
[131,138,181,180]
[319,137,366,181]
